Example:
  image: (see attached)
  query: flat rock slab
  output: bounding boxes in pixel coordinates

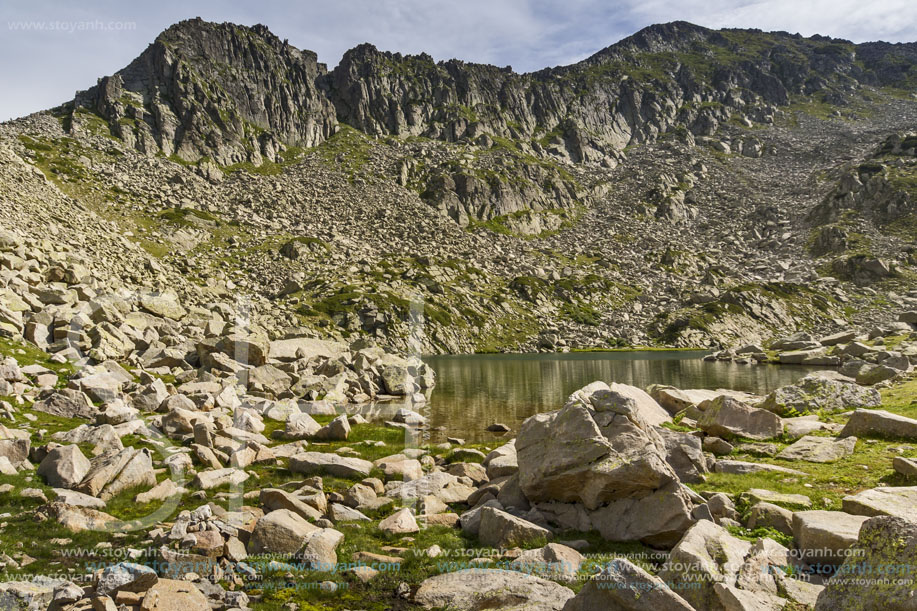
[414,568,574,611]
[714,460,805,476]
[840,409,917,440]
[792,510,869,566]
[140,579,209,611]
[842,487,917,522]
[289,452,373,478]
[776,435,857,463]
[739,488,812,508]
[893,456,917,478]
[782,416,841,439]
[52,488,107,509]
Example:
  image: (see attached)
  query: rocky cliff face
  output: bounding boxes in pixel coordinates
[71,18,338,165]
[328,21,917,164]
[59,19,917,225]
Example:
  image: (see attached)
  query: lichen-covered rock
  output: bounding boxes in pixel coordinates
[815,516,917,610]
[760,373,881,415]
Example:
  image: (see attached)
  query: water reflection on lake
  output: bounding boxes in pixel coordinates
[420,351,821,442]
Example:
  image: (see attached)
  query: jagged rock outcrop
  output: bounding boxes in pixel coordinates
[70,18,338,165]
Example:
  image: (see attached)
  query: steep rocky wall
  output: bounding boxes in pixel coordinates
[72,18,338,165]
[64,19,917,172]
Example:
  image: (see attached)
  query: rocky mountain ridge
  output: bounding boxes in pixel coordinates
[1,18,916,354]
[71,19,917,171]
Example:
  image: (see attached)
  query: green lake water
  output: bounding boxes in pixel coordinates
[418,351,820,442]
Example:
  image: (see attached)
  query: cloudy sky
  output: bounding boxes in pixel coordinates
[2,0,916,121]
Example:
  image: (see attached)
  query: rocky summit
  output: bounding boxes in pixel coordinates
[1,18,916,354]
[0,14,916,611]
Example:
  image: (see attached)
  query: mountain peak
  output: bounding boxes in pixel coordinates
[60,19,917,167]
[69,18,336,165]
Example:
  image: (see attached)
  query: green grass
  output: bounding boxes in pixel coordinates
[691,378,917,510]
[0,336,74,377]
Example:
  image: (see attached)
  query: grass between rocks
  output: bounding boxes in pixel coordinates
[690,378,917,511]
[2,333,917,608]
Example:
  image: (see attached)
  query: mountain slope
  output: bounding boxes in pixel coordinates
[1,19,915,354]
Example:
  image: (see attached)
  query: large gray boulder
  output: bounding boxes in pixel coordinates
[30,389,95,419]
[414,569,574,611]
[747,502,794,536]
[516,392,677,510]
[562,558,693,610]
[815,516,917,610]
[297,528,345,571]
[260,488,323,521]
[248,509,320,555]
[842,486,917,522]
[0,425,30,465]
[76,447,155,500]
[511,544,583,583]
[697,396,782,440]
[657,520,751,611]
[792,510,869,566]
[840,409,917,440]
[478,507,552,548]
[289,452,373,478]
[96,562,158,596]
[760,373,881,415]
[484,441,518,479]
[37,445,91,489]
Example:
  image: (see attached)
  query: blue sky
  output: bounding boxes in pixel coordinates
[2,0,916,121]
